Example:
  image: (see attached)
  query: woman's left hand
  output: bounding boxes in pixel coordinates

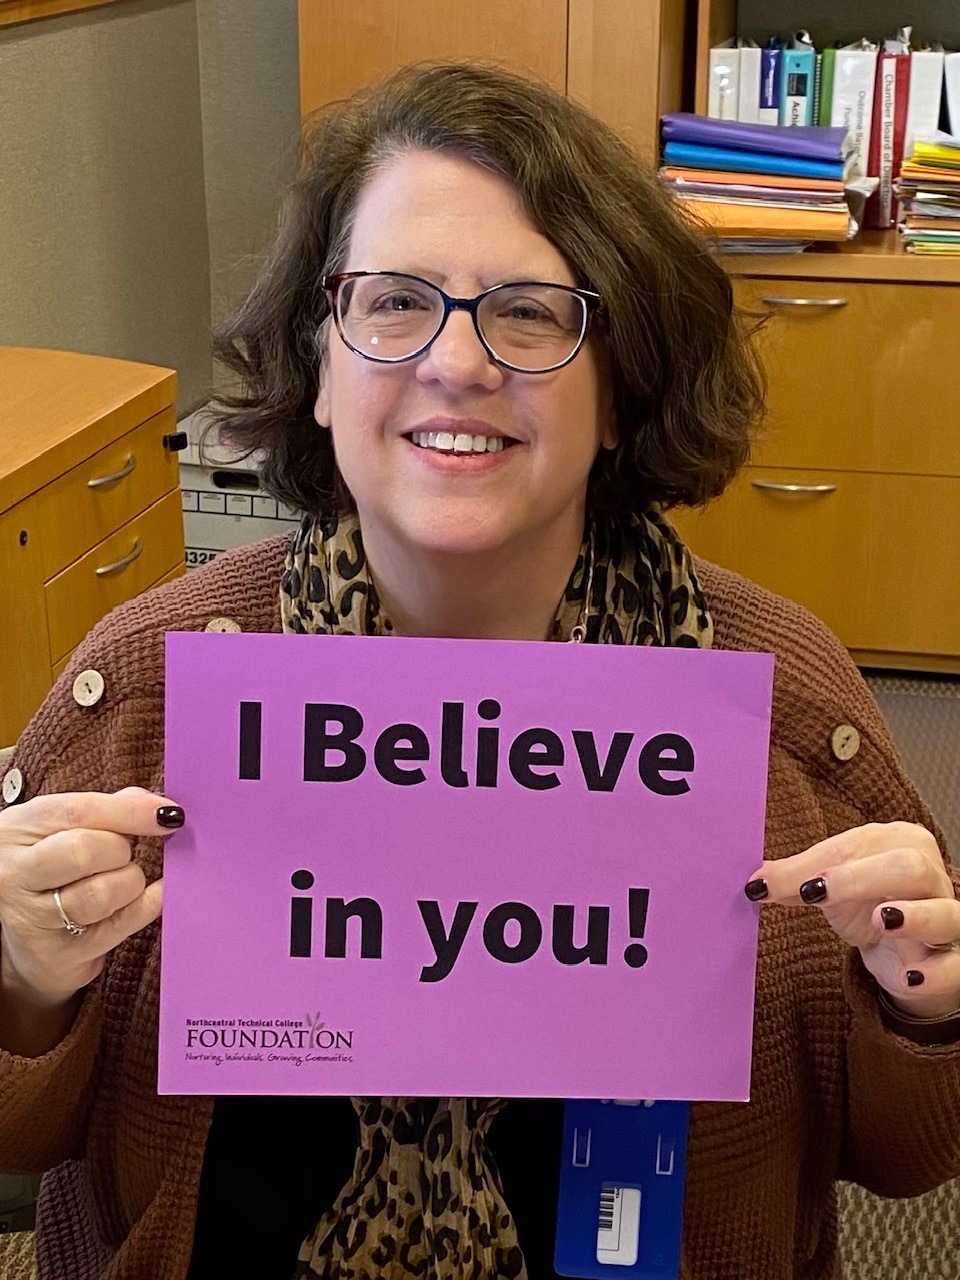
[746,822,960,1018]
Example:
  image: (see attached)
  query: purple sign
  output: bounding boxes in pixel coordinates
[159,634,773,1101]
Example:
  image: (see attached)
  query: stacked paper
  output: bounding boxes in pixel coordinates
[660,114,860,252]
[897,136,960,254]
[708,29,960,231]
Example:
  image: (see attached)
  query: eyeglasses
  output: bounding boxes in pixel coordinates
[321,271,602,374]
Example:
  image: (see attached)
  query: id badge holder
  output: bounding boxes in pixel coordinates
[554,1099,689,1280]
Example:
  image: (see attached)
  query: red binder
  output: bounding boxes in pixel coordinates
[866,49,911,228]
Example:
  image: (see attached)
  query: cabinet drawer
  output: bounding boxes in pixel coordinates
[735,278,960,477]
[44,489,184,663]
[673,467,960,659]
[31,407,180,578]
[49,561,185,683]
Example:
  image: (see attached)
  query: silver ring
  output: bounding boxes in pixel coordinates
[926,940,960,952]
[52,888,87,938]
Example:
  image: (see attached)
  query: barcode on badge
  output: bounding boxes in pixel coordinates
[596,1183,641,1267]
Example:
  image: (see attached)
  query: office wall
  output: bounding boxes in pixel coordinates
[196,0,301,352]
[0,0,301,413]
[0,0,211,407]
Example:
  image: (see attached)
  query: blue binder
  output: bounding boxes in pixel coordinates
[663,140,846,181]
[780,43,816,126]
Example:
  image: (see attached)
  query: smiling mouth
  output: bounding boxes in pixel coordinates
[406,430,516,455]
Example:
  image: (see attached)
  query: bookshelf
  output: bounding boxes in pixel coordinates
[693,0,960,284]
[676,1,960,674]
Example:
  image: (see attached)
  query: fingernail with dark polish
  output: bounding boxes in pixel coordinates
[906,970,925,988]
[157,806,185,829]
[744,878,769,902]
[799,877,828,905]
[881,906,905,930]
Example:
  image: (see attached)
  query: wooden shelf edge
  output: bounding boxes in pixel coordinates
[721,236,960,284]
[852,650,960,677]
[0,0,122,27]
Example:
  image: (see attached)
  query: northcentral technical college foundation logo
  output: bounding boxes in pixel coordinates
[184,1010,354,1057]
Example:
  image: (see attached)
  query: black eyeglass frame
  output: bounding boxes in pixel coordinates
[321,271,603,374]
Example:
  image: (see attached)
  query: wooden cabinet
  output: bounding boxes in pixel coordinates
[0,348,186,747]
[736,277,960,478]
[671,1,960,674]
[298,0,686,158]
[678,466,960,661]
[674,267,960,673]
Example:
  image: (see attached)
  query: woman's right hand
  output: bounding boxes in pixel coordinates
[0,787,181,1014]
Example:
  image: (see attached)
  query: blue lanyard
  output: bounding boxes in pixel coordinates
[554,1099,689,1279]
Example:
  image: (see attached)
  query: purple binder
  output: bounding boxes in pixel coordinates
[661,112,853,162]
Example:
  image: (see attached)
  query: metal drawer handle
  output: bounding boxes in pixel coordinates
[87,455,137,488]
[95,538,143,577]
[759,296,848,309]
[752,481,837,494]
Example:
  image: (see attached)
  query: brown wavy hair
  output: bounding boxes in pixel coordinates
[208,61,764,517]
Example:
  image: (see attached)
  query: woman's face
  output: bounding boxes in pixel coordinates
[316,149,615,563]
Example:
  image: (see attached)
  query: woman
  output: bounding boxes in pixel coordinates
[1,62,959,1280]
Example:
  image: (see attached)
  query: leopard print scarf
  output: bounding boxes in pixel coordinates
[280,508,712,648]
[280,508,712,1279]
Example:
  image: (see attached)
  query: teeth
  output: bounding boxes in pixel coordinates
[410,432,506,454]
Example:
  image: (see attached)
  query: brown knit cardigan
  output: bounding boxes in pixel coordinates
[1,536,959,1280]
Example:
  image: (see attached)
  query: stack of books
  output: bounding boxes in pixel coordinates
[897,136,960,254]
[708,28,960,230]
[660,113,860,252]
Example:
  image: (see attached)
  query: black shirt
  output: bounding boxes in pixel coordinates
[186,1096,564,1279]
